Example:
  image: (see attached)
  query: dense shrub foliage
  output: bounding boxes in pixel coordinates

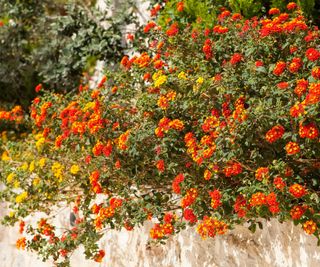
[0,0,140,108]
[153,0,320,27]
[0,2,320,266]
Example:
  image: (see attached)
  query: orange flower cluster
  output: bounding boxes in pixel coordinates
[157,90,176,109]
[273,61,286,76]
[16,237,26,250]
[249,192,267,206]
[209,189,222,209]
[201,116,219,133]
[166,22,179,37]
[311,66,320,80]
[285,142,300,155]
[250,192,280,213]
[181,188,198,208]
[289,183,307,198]
[38,218,55,237]
[196,216,228,239]
[290,103,305,117]
[177,1,184,12]
[92,140,113,157]
[0,105,24,123]
[288,57,302,73]
[273,176,286,190]
[94,250,106,263]
[232,96,247,123]
[306,82,320,105]
[117,130,130,150]
[155,117,184,138]
[265,125,285,143]
[294,79,308,96]
[223,162,243,177]
[31,101,52,127]
[89,170,102,194]
[255,167,269,181]
[213,25,229,34]
[303,220,317,235]
[94,202,120,230]
[290,205,306,220]
[203,169,212,180]
[150,214,175,239]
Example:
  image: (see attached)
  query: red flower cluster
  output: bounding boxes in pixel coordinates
[166,22,179,37]
[273,61,286,76]
[230,53,243,65]
[202,39,213,59]
[223,162,243,177]
[299,123,319,139]
[156,159,165,172]
[177,2,184,12]
[265,125,285,143]
[289,184,307,198]
[172,173,184,194]
[183,208,197,223]
[234,195,249,218]
[305,48,320,62]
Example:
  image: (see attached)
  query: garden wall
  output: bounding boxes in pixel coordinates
[1,202,319,267]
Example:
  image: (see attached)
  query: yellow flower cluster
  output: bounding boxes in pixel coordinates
[52,162,64,182]
[7,172,15,183]
[178,71,188,80]
[153,71,167,87]
[36,137,45,151]
[39,158,46,168]
[70,164,80,175]
[15,191,28,203]
[1,151,10,161]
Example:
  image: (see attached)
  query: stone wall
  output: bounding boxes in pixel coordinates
[1,204,319,267]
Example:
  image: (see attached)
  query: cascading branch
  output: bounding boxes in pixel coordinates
[0,2,319,266]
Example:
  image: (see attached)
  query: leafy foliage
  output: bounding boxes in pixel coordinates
[0,0,140,108]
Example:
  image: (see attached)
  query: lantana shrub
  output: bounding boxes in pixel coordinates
[0,3,320,266]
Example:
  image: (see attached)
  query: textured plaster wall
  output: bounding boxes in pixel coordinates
[0,201,319,267]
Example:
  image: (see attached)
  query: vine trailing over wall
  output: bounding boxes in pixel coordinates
[0,2,320,267]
